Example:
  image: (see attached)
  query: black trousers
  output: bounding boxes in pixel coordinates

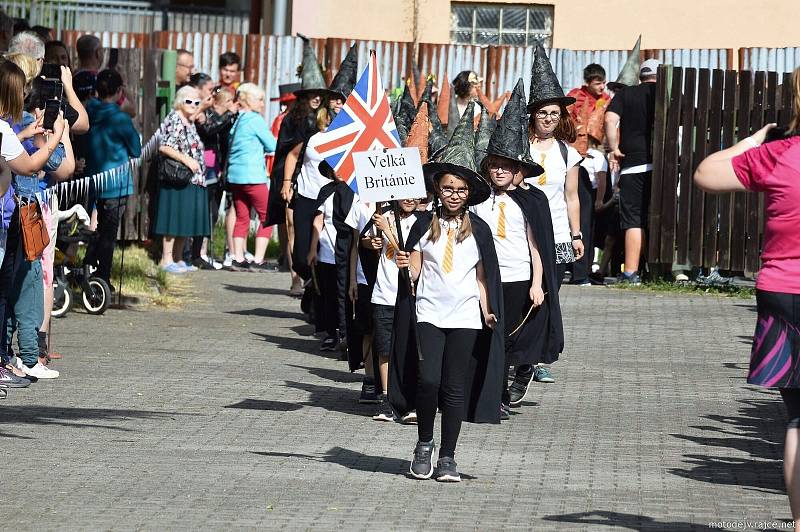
[85,197,126,284]
[416,323,478,459]
[191,182,223,260]
[291,194,317,281]
[502,280,530,403]
[313,262,338,337]
[571,168,595,283]
[0,206,20,362]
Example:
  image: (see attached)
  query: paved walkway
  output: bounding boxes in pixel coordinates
[1,271,790,531]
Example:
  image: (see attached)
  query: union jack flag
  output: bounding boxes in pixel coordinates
[308,50,400,192]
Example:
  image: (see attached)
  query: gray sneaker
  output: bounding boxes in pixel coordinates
[435,457,461,482]
[0,367,31,388]
[410,440,435,479]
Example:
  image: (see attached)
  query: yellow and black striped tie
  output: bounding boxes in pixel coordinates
[442,227,455,274]
[497,202,506,239]
[386,244,395,260]
[537,152,547,186]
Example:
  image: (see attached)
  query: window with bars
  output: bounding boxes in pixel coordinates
[450,3,553,47]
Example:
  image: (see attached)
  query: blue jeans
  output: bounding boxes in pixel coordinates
[6,242,44,368]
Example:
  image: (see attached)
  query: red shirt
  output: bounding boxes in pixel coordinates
[733,136,800,294]
[567,86,610,155]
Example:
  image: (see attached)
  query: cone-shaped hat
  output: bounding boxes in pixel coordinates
[474,103,495,168]
[447,86,460,135]
[405,102,430,164]
[423,101,490,206]
[487,79,543,178]
[527,42,575,111]
[418,77,434,110]
[428,102,448,161]
[327,43,359,100]
[293,35,330,98]
[607,35,642,91]
[395,83,418,143]
[437,73,450,125]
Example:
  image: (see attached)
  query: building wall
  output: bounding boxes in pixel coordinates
[290,0,799,50]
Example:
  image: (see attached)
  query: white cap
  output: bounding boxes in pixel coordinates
[640,59,661,77]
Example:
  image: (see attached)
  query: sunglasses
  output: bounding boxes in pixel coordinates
[184,99,201,106]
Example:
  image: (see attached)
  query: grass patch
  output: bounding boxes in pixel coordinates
[108,245,188,307]
[610,279,755,299]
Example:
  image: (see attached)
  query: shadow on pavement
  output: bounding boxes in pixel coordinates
[0,405,185,439]
[222,284,292,297]
[252,331,321,354]
[542,510,699,531]
[228,308,305,319]
[669,390,785,493]
[251,447,476,480]
[224,399,303,412]
[286,364,362,384]
[282,380,368,416]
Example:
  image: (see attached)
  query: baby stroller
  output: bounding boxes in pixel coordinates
[51,205,111,317]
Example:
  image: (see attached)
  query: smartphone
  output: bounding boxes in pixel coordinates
[41,79,63,102]
[42,99,60,131]
[40,63,61,80]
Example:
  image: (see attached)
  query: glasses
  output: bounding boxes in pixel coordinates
[440,187,469,199]
[487,160,519,173]
[184,99,201,106]
[177,63,194,70]
[535,110,561,120]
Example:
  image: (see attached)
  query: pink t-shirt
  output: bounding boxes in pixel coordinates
[733,136,800,294]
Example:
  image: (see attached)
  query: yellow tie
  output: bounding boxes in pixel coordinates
[442,227,455,274]
[386,244,395,260]
[537,152,547,186]
[497,202,506,239]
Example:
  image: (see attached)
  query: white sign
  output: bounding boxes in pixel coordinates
[353,147,426,203]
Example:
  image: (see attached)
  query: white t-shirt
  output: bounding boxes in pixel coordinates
[297,138,331,200]
[581,148,608,190]
[317,195,337,265]
[0,119,24,161]
[371,211,418,306]
[524,140,582,244]
[471,195,530,283]
[343,198,373,285]
[414,220,482,330]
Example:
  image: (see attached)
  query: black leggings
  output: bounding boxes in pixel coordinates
[502,280,530,403]
[313,262,338,337]
[782,389,800,429]
[416,323,478,459]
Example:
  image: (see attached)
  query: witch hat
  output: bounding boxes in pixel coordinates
[294,35,329,98]
[395,83,418,143]
[328,43,359,100]
[474,103,496,168]
[418,77,434,110]
[405,102,430,164]
[527,42,575,111]
[428,100,448,161]
[447,85,460,135]
[437,73,450,125]
[607,35,642,91]
[423,101,491,206]
[486,78,544,178]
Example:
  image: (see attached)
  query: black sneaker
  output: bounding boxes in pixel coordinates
[250,261,280,273]
[0,367,30,388]
[372,397,395,421]
[359,378,380,404]
[508,365,534,406]
[435,456,461,482]
[230,259,252,272]
[192,257,215,271]
[410,440,435,479]
[320,336,338,352]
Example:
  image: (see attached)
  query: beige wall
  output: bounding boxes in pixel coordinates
[290,0,799,50]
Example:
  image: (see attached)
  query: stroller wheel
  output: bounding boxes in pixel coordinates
[52,286,73,318]
[83,277,111,315]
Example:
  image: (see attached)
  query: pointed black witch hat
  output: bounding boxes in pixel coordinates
[294,35,330,98]
[474,103,496,169]
[527,42,575,111]
[607,35,642,91]
[418,77,434,110]
[395,83,418,143]
[328,43,359,101]
[428,103,448,161]
[423,100,491,206]
[487,78,543,178]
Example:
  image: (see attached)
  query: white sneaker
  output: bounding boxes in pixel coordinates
[24,362,59,379]
[202,255,223,270]
[244,251,255,263]
[223,253,233,268]
[9,356,23,370]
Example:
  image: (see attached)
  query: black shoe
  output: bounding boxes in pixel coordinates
[410,440,435,479]
[372,397,395,421]
[320,336,338,352]
[508,365,534,406]
[250,261,279,273]
[193,257,215,271]
[229,259,252,272]
[435,457,461,482]
[500,403,510,420]
[359,378,380,404]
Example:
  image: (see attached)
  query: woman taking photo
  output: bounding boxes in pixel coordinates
[155,84,209,274]
[226,83,276,272]
[512,44,583,391]
[694,66,800,526]
[394,102,504,482]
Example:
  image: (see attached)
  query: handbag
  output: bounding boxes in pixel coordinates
[19,198,50,261]
[158,155,193,187]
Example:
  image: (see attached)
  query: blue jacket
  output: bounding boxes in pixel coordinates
[10,111,66,196]
[85,98,141,199]
[226,112,277,185]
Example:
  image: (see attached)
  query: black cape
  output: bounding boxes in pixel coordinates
[505,186,565,364]
[388,211,505,424]
[267,112,317,226]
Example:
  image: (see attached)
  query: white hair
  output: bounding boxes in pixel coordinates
[236,82,264,105]
[9,31,44,60]
[173,84,199,109]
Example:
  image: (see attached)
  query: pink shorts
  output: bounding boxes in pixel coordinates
[41,199,57,289]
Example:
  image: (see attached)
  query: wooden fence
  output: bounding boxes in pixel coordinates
[648,66,793,276]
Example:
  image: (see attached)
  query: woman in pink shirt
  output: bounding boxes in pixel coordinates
[695,69,800,524]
